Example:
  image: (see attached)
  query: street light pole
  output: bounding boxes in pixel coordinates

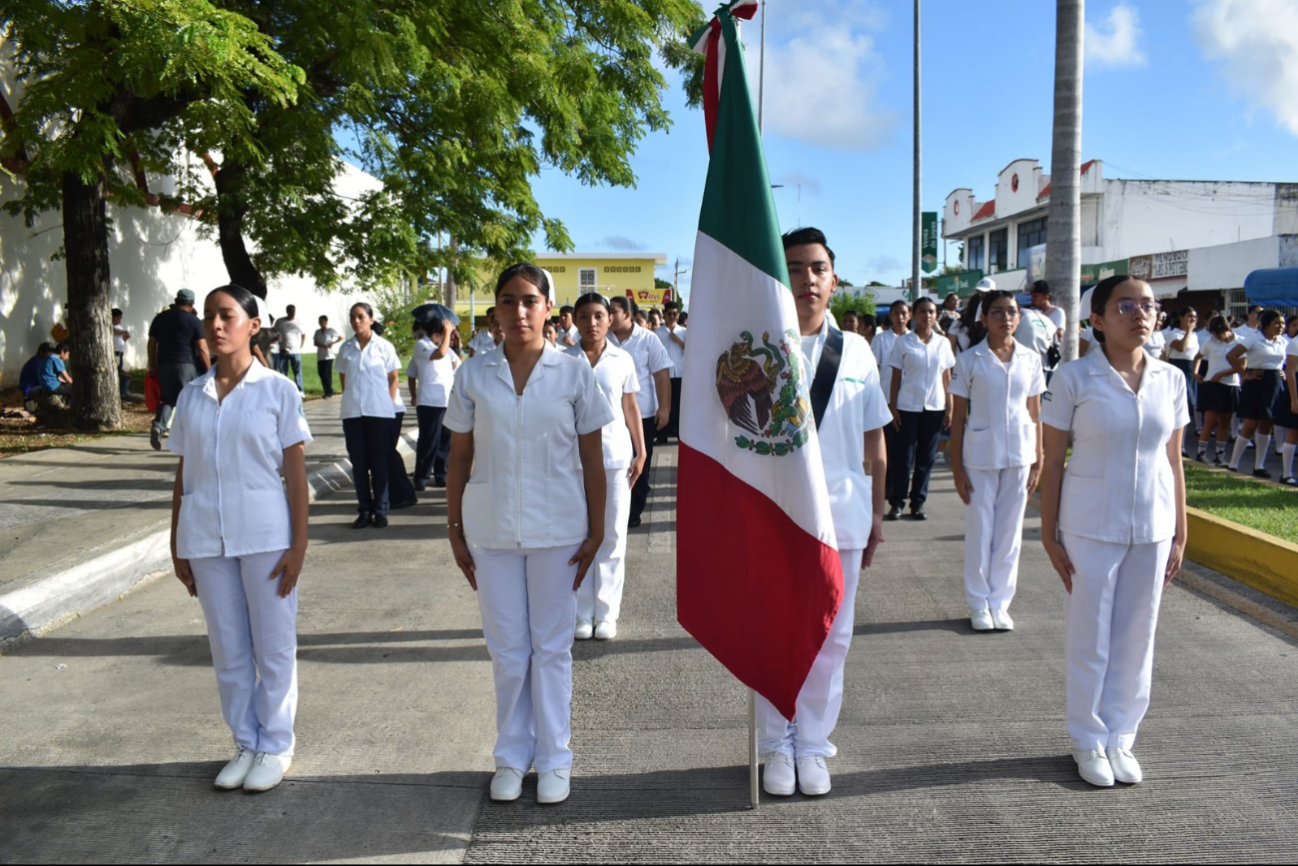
[912,0,922,301]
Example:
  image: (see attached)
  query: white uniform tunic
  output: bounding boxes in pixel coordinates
[1042,351,1189,752]
[1239,330,1287,370]
[407,336,457,407]
[656,324,688,377]
[1163,327,1199,361]
[1199,334,1241,387]
[610,324,673,419]
[950,342,1045,613]
[885,331,957,412]
[167,361,312,758]
[871,328,903,394]
[336,335,400,419]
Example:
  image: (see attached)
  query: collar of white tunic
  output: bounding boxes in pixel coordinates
[194,356,278,402]
[477,341,565,388]
[1082,343,1176,386]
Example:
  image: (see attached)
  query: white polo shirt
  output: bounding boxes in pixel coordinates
[656,325,688,377]
[950,341,1046,470]
[313,327,340,361]
[1041,351,1189,545]
[167,362,313,559]
[468,330,497,355]
[445,344,615,548]
[609,324,673,419]
[336,334,401,419]
[407,336,456,408]
[274,317,306,354]
[885,331,957,412]
[871,328,905,395]
[1199,334,1240,386]
[564,342,639,469]
[1238,330,1286,371]
[557,324,580,349]
[1163,327,1199,361]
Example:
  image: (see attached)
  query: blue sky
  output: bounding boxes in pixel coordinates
[526,0,1298,301]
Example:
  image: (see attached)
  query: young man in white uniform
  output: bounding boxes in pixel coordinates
[313,315,342,398]
[408,318,457,489]
[871,299,911,519]
[556,305,580,348]
[467,307,500,357]
[754,228,891,798]
[608,297,672,528]
[655,300,687,443]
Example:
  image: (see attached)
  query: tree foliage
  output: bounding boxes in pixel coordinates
[829,289,876,320]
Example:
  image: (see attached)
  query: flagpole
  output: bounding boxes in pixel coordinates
[748,0,767,813]
[911,0,922,302]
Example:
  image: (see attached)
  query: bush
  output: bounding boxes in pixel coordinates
[829,289,877,321]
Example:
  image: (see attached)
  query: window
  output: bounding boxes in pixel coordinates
[966,236,985,272]
[579,268,597,293]
[988,228,1008,274]
[1017,217,1048,269]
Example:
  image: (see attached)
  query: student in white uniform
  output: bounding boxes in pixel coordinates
[565,293,646,641]
[1275,335,1298,485]
[382,322,417,510]
[556,305,580,348]
[755,228,892,798]
[949,290,1046,632]
[1225,310,1287,478]
[608,296,672,528]
[468,308,500,357]
[1039,275,1188,788]
[885,296,956,521]
[445,263,613,806]
[1163,308,1200,453]
[1191,316,1242,466]
[336,303,402,528]
[946,293,984,356]
[655,300,687,443]
[872,299,911,517]
[167,284,312,793]
[408,318,456,489]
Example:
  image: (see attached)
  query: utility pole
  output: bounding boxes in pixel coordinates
[1047,0,1084,361]
[911,0,922,302]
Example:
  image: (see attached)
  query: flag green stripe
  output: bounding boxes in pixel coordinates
[696,12,788,289]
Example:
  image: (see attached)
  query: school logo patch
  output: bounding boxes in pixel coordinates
[715,329,811,457]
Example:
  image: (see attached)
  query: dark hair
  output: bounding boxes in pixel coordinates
[957,293,986,345]
[319,315,328,323]
[209,284,260,321]
[609,296,637,316]
[1089,274,1135,318]
[371,321,386,335]
[111,307,123,317]
[574,293,610,313]
[1175,306,1197,328]
[37,341,54,355]
[840,309,860,322]
[485,306,496,317]
[943,292,960,307]
[678,311,688,324]
[858,313,876,330]
[1031,279,1051,296]
[559,305,574,316]
[913,296,938,313]
[781,226,835,264]
[1259,309,1282,331]
[972,290,1019,347]
[285,304,296,315]
[1248,305,1264,315]
[53,341,70,354]
[1208,315,1231,337]
[349,302,375,319]
[495,263,550,298]
[663,300,680,312]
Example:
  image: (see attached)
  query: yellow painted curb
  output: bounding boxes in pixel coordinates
[1185,506,1298,608]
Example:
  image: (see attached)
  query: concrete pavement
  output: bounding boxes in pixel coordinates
[2,414,1298,862]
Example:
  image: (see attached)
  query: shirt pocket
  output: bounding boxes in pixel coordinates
[176,491,216,558]
[1059,469,1105,535]
[963,426,999,468]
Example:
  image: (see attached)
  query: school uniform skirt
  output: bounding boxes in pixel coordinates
[1272,380,1298,427]
[1238,370,1283,421]
[1168,359,1197,408]
[1198,381,1239,414]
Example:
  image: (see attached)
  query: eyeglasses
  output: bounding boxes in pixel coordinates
[1114,300,1159,318]
[986,309,1020,320]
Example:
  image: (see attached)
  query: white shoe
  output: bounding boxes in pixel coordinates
[971,608,994,631]
[213,746,256,790]
[1073,749,1115,787]
[762,752,796,796]
[242,752,291,792]
[991,609,1014,631]
[490,767,524,802]
[537,769,570,804]
[574,618,594,641]
[796,755,831,796]
[1106,746,1143,784]
[593,620,617,640]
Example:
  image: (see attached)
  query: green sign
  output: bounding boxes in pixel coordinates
[937,269,983,298]
[1080,259,1128,286]
[921,212,939,273]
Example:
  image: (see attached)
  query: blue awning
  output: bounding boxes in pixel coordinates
[1244,267,1298,307]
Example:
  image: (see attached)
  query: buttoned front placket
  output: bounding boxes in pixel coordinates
[495,355,550,548]
[1112,367,1142,546]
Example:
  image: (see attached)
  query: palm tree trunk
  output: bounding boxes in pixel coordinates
[1047,0,1084,362]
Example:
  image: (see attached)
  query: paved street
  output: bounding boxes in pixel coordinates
[2,411,1298,863]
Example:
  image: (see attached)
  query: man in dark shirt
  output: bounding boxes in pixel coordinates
[147,288,210,450]
[19,343,54,398]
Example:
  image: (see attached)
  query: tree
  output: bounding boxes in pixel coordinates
[829,290,876,320]
[1,0,303,429]
[655,277,673,289]
[1047,0,1083,361]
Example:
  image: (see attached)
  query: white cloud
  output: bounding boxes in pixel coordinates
[746,3,899,151]
[1085,4,1148,69]
[1193,0,1298,136]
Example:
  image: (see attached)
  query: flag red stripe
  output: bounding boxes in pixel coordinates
[702,19,720,151]
[676,442,843,720]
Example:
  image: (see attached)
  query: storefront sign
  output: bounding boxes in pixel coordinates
[1128,250,1187,281]
[627,288,672,305]
[936,269,984,298]
[922,212,938,273]
[1080,259,1129,286]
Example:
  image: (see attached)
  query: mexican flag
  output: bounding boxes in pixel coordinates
[677,0,842,721]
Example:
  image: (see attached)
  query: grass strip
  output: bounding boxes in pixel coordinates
[1183,463,1298,544]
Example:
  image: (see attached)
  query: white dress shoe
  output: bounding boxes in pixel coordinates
[490,767,525,802]
[242,752,291,792]
[991,609,1014,631]
[762,752,796,796]
[574,619,594,641]
[593,620,617,640]
[796,755,831,796]
[537,769,570,804]
[1073,749,1115,787]
[970,608,995,631]
[1106,747,1143,784]
[213,746,256,790]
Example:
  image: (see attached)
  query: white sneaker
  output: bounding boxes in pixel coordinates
[242,752,291,792]
[490,767,524,802]
[213,746,256,790]
[971,608,995,631]
[574,618,594,641]
[796,755,831,796]
[593,620,617,640]
[991,609,1014,631]
[1106,746,1143,784]
[537,769,570,804]
[762,752,796,796]
[1073,749,1115,787]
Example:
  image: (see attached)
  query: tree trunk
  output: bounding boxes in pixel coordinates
[445,236,458,308]
[212,161,269,298]
[1047,0,1084,362]
[61,171,123,431]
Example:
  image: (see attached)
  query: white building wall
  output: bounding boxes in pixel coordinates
[1187,236,1280,291]
[1099,180,1278,260]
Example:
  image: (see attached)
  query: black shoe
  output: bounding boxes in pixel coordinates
[433,477,447,488]
[371,514,389,529]
[414,480,428,492]
[1253,469,1273,479]
[628,515,642,529]
[1281,476,1298,487]
[1228,464,1242,473]
[884,505,902,521]
[910,506,928,521]
[150,425,162,451]
[390,497,417,510]
[352,514,371,529]
[1195,451,1208,463]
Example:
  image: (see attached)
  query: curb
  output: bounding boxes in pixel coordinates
[1185,506,1298,608]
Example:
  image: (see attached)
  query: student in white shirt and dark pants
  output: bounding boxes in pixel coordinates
[949,291,1046,633]
[1039,275,1188,789]
[408,318,457,489]
[655,300,687,443]
[445,264,613,806]
[872,299,912,514]
[336,303,402,528]
[167,284,312,793]
[608,298,672,528]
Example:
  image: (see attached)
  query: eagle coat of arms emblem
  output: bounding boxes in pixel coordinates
[715,329,812,457]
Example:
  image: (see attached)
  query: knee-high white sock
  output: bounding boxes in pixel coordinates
[1255,434,1272,470]
[1228,435,1250,469]
[1283,442,1296,479]
[1276,428,1287,453]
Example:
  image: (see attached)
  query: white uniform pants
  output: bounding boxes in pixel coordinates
[191,549,298,757]
[963,465,1030,612]
[1061,533,1172,752]
[578,468,632,623]
[473,543,581,773]
[754,548,864,758]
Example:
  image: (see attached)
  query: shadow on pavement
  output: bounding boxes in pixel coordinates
[854,618,973,637]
